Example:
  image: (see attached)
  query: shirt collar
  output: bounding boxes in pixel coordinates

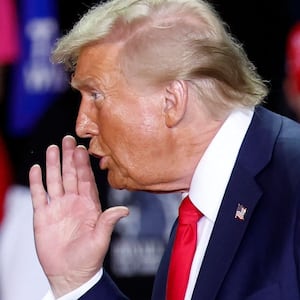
[188,107,254,222]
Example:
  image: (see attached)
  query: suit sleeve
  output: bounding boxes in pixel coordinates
[79,270,129,300]
[295,181,300,285]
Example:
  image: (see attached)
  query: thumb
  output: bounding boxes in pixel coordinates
[95,206,129,246]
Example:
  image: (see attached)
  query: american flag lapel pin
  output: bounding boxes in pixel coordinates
[235,203,247,221]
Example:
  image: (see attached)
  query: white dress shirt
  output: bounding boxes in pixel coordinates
[43,107,254,300]
[184,107,253,299]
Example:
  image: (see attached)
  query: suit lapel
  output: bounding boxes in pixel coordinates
[152,106,283,300]
[192,106,282,300]
[191,162,262,299]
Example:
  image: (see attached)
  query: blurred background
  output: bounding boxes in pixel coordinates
[0,0,299,299]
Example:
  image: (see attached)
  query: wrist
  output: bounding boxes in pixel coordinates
[49,270,103,299]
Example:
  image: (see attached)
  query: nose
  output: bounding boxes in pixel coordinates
[75,101,99,138]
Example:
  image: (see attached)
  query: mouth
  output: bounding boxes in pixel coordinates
[89,151,102,159]
[88,150,106,169]
[88,139,108,170]
[99,156,109,170]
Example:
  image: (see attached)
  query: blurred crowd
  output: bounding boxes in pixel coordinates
[0,0,299,299]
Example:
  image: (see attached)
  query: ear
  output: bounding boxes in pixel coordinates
[164,80,188,127]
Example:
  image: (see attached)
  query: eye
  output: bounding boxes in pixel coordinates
[90,91,104,102]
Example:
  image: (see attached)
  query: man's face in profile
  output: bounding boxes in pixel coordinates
[71,42,175,192]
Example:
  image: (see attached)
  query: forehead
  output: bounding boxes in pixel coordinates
[71,42,122,89]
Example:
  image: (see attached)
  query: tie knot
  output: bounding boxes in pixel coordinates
[178,196,203,224]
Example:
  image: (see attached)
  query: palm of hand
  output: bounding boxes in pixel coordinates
[34,190,102,279]
[29,136,129,296]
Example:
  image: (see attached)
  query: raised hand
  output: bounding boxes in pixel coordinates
[29,135,129,297]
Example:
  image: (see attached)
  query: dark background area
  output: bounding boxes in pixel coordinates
[1,0,299,299]
[211,0,295,116]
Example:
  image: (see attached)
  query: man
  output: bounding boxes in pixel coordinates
[29,0,300,299]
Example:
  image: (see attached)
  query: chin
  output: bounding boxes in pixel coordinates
[107,173,127,190]
[108,174,142,192]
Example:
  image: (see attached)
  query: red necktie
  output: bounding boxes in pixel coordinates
[166,196,203,300]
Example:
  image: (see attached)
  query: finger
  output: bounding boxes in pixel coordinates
[46,144,64,198]
[95,206,129,249]
[74,145,101,209]
[62,135,78,194]
[29,164,48,210]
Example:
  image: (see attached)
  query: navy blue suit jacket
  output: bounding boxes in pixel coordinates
[80,106,300,300]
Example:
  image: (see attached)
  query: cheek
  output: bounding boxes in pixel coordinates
[106,124,157,169]
[97,114,136,161]
[98,100,163,160]
[100,107,152,143]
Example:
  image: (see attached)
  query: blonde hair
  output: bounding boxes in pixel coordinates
[52,0,268,111]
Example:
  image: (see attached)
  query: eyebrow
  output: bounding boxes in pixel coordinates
[71,76,101,91]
